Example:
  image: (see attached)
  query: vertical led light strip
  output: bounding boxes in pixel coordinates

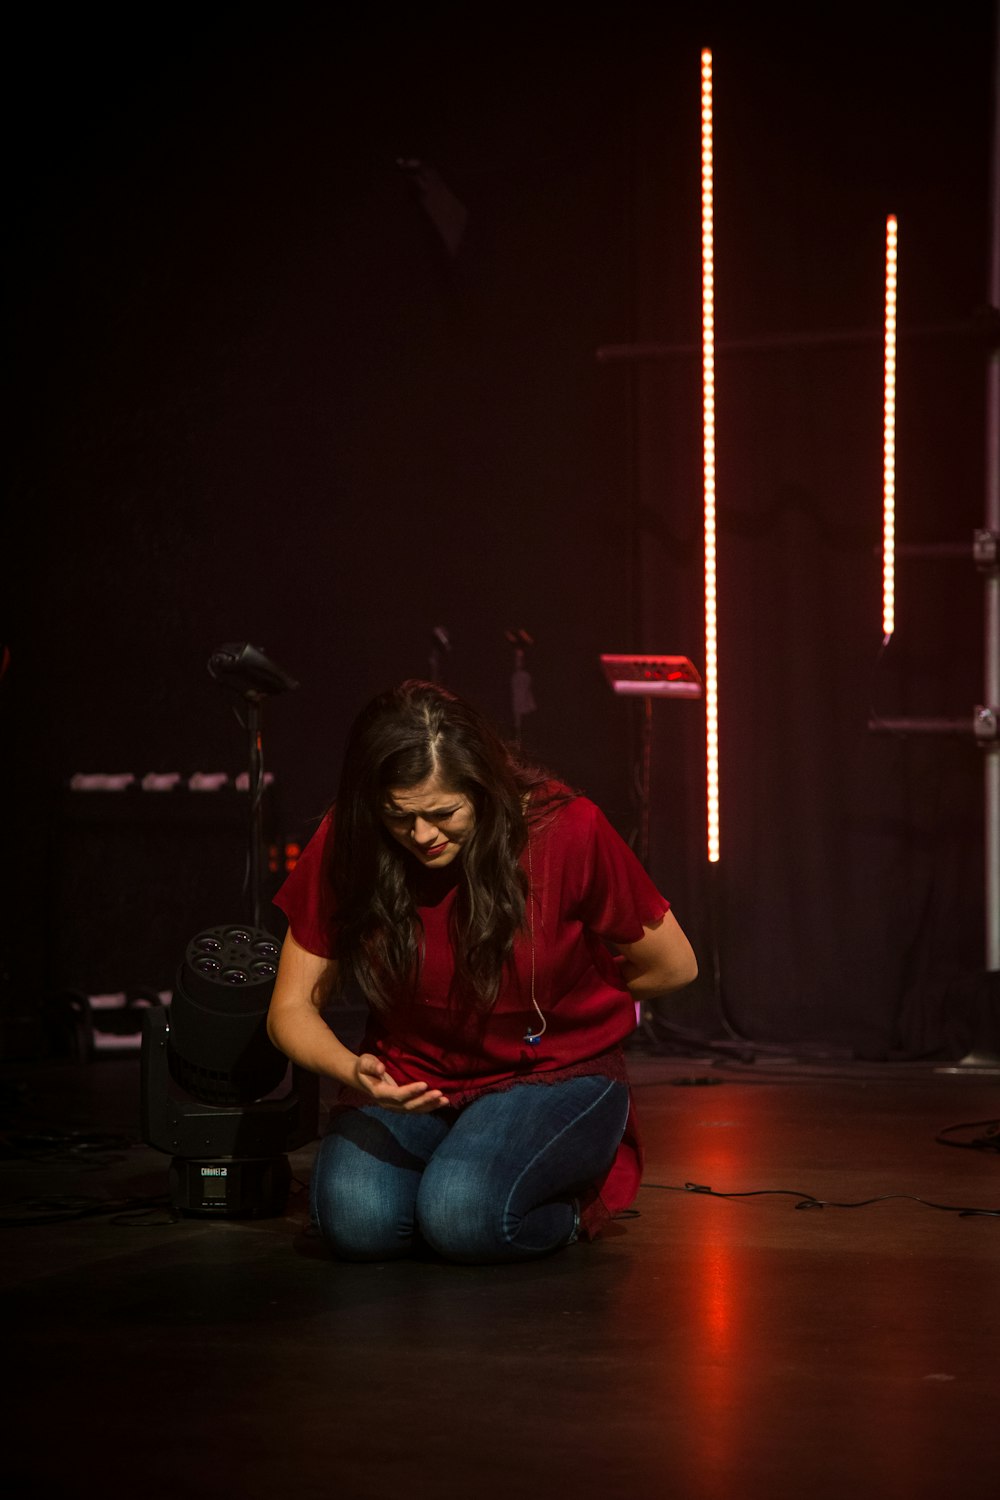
[883,214,898,639]
[701,48,720,864]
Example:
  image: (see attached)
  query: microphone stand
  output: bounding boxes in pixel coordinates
[506,628,536,745]
[245,690,266,930]
[207,643,299,931]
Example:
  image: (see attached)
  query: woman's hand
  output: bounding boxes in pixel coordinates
[267,934,451,1109]
[352,1053,451,1112]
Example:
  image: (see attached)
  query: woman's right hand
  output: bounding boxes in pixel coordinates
[352,1053,451,1113]
[267,933,451,1111]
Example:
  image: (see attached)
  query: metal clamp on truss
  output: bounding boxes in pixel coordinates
[973,529,999,572]
[974,706,999,743]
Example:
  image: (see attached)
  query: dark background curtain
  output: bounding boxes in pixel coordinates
[4,2,996,1060]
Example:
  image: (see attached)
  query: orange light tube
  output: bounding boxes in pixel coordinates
[883,214,898,639]
[701,48,720,863]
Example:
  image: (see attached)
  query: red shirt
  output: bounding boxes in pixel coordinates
[273,790,670,1236]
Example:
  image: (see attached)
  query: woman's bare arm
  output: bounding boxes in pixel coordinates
[266,929,450,1111]
[613,910,699,1000]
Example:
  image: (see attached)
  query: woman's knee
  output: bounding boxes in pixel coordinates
[311,1136,415,1261]
[415,1160,574,1263]
[317,1189,414,1262]
[415,1159,503,1261]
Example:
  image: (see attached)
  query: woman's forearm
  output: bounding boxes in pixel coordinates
[266,931,360,1084]
[615,911,699,999]
[620,957,697,1000]
[267,1000,360,1085]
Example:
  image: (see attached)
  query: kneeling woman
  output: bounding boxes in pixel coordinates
[267,679,698,1263]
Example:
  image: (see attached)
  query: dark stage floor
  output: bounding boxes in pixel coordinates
[2,1046,997,1500]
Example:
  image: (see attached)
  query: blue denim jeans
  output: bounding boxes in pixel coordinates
[310,1075,630,1264]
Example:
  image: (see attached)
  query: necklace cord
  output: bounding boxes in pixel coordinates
[526,839,546,1040]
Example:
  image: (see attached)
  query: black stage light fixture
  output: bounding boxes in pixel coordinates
[141,923,319,1218]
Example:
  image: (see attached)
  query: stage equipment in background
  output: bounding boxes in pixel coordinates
[867,43,1000,1064]
[599,654,703,699]
[883,214,898,639]
[141,923,318,1217]
[208,643,299,930]
[49,775,273,1006]
[599,655,703,869]
[596,651,750,1053]
[594,40,1000,1064]
[506,628,536,743]
[701,47,721,869]
[45,986,169,1059]
[141,644,316,1216]
[428,625,451,684]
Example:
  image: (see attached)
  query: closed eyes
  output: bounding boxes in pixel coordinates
[383,806,461,824]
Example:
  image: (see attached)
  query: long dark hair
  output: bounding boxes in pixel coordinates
[329,679,571,1013]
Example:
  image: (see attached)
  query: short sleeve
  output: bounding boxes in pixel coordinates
[568,799,670,944]
[272,810,338,957]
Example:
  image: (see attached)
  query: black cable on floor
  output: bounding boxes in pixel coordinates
[935,1118,1000,1152]
[635,1181,999,1217]
[0,1193,178,1227]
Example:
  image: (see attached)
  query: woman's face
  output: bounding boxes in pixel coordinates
[380,771,476,868]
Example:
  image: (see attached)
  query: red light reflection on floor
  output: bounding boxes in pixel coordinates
[680,1118,745,1478]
